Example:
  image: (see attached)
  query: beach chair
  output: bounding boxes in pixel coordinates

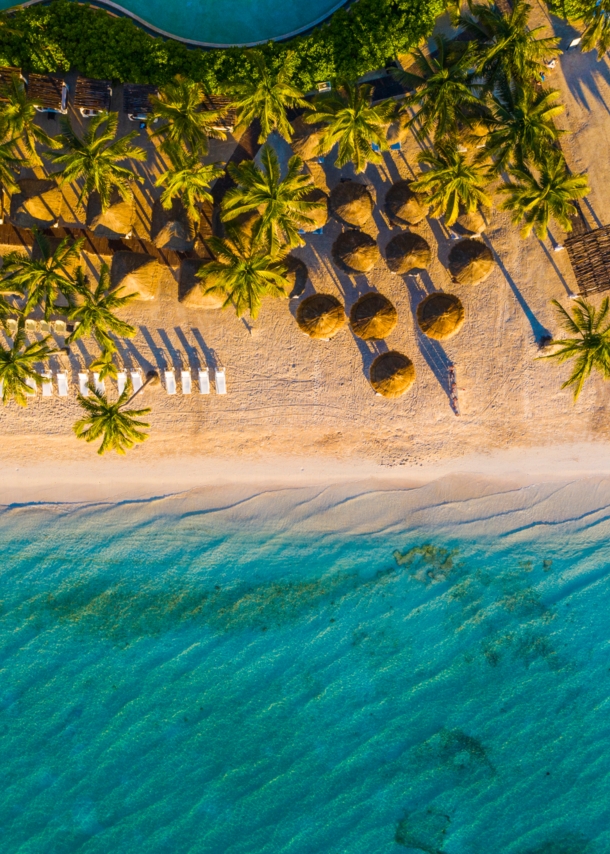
[53,320,67,336]
[6,318,17,335]
[93,372,105,395]
[78,372,89,397]
[390,141,402,151]
[117,371,127,396]
[56,371,69,397]
[130,370,143,393]
[25,318,36,333]
[26,377,37,396]
[41,372,53,397]
[181,369,192,395]
[198,367,210,395]
[215,368,227,395]
[165,368,177,395]
[39,320,50,334]
[371,142,381,152]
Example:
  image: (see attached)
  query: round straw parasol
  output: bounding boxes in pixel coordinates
[290,115,324,161]
[350,292,398,340]
[385,232,431,274]
[385,180,428,226]
[296,293,346,340]
[285,255,309,298]
[455,206,486,236]
[332,230,380,273]
[299,187,328,232]
[369,351,415,398]
[416,292,465,340]
[329,181,374,228]
[448,239,495,285]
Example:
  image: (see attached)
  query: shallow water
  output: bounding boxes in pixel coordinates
[1,484,610,853]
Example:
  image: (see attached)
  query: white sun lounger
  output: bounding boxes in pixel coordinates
[78,372,89,397]
[165,369,177,395]
[41,372,53,397]
[56,372,69,397]
[130,370,143,393]
[25,377,37,396]
[117,371,127,396]
[93,372,105,395]
[215,368,227,395]
[198,368,210,394]
[181,369,192,394]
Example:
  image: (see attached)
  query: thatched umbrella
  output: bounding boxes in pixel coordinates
[350,292,398,340]
[329,181,374,228]
[296,293,346,340]
[299,187,328,232]
[290,115,324,161]
[178,259,225,309]
[285,255,308,298]
[332,230,380,273]
[386,120,409,148]
[111,251,162,301]
[448,239,495,285]
[370,351,415,398]
[385,180,427,226]
[454,206,487,236]
[87,188,134,238]
[416,292,465,340]
[385,232,431,274]
[10,178,63,228]
[151,197,195,251]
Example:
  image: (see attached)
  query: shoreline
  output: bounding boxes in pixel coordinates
[2,441,610,505]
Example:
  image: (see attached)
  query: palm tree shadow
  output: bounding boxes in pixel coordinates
[537,238,576,297]
[483,235,552,344]
[405,277,454,403]
[560,49,610,117]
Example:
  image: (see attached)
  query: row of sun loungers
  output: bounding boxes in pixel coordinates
[5,318,79,335]
[3,367,228,399]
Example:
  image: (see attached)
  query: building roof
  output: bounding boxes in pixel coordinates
[74,76,112,111]
[123,83,158,117]
[0,66,22,100]
[565,224,610,297]
[202,93,237,131]
[27,73,67,111]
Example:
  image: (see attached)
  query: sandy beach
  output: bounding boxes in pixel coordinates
[1,4,610,502]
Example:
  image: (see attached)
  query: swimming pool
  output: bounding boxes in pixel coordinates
[4,0,347,46]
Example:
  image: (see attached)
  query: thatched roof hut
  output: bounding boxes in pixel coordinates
[10,178,63,228]
[299,187,328,232]
[350,292,398,340]
[385,180,428,226]
[290,116,324,161]
[386,120,410,147]
[151,198,195,252]
[87,189,134,238]
[178,259,225,309]
[370,351,415,398]
[332,230,380,273]
[329,181,374,228]
[448,239,495,285]
[285,255,308,298]
[455,207,487,236]
[111,252,162,301]
[296,293,346,340]
[385,232,431,274]
[416,292,465,340]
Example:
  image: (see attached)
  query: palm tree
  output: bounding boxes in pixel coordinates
[459,0,560,89]
[306,81,395,173]
[0,319,56,407]
[89,345,119,382]
[481,83,565,174]
[197,229,290,319]
[411,144,492,226]
[149,76,227,155]
[155,143,223,230]
[67,265,136,351]
[0,74,59,164]
[498,156,590,239]
[392,36,483,142]
[49,112,146,211]
[221,145,323,250]
[580,0,610,58]
[540,298,610,399]
[2,231,84,319]
[74,378,154,455]
[0,138,24,223]
[228,50,309,142]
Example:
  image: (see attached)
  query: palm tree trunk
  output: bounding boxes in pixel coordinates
[126,369,159,405]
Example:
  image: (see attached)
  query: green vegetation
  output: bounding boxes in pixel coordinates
[0,319,56,406]
[411,145,492,226]
[149,77,227,154]
[74,378,153,455]
[67,265,136,351]
[155,144,223,229]
[0,74,58,164]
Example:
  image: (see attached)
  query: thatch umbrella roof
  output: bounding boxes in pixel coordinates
[87,188,134,238]
[350,292,398,340]
[111,251,162,301]
[416,292,465,340]
[455,206,486,236]
[290,115,324,161]
[296,293,346,340]
[332,230,380,273]
[385,180,428,226]
[178,259,225,309]
[329,181,374,228]
[285,255,308,298]
[370,351,415,398]
[386,120,410,147]
[151,197,195,251]
[385,232,431,274]
[10,178,63,228]
[299,187,328,232]
[448,239,495,285]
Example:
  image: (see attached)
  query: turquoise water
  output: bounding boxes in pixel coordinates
[1,485,610,853]
[0,0,346,45]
